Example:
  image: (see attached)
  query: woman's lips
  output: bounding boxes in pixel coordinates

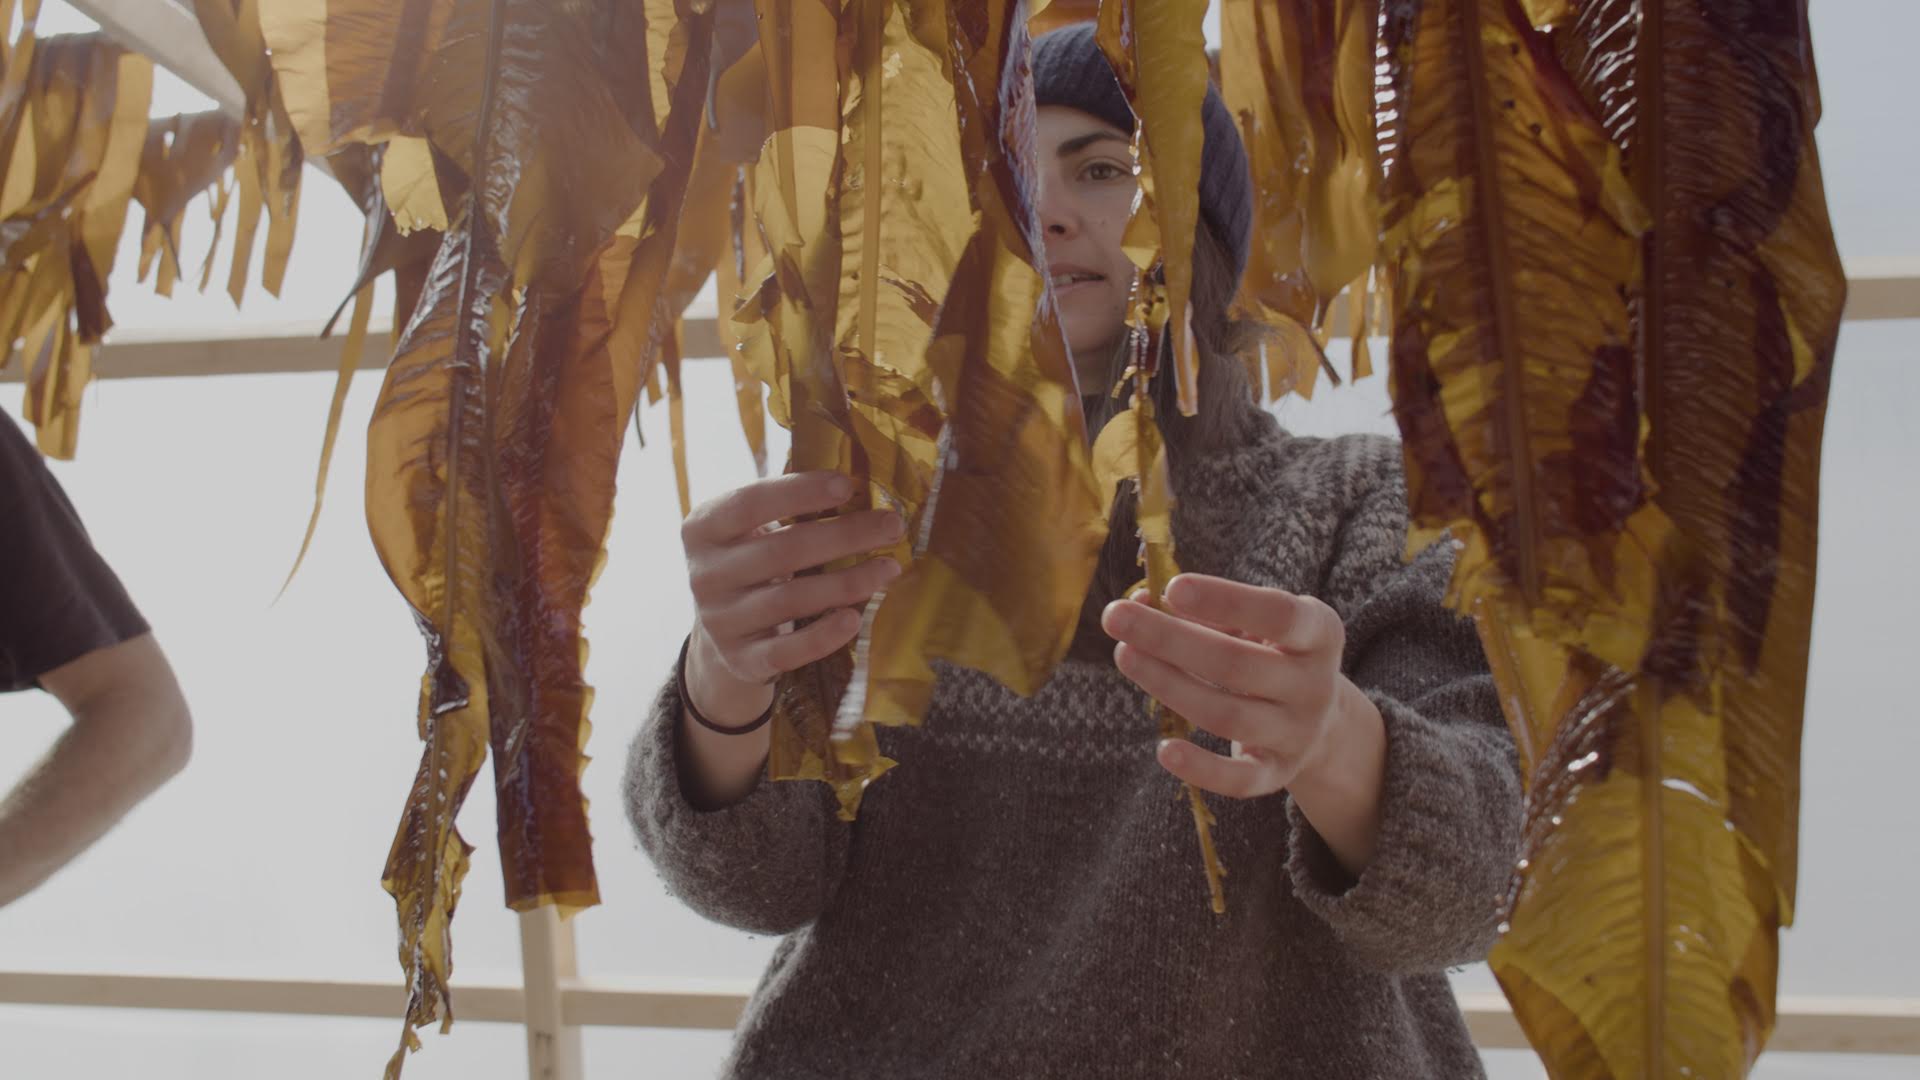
[1050,270,1105,297]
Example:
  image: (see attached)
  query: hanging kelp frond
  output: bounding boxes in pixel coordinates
[279,140,443,594]
[0,33,151,458]
[129,111,241,297]
[591,1,756,520]
[0,1,1847,1076]
[843,0,1104,797]
[191,0,304,305]
[1375,0,1665,672]
[1217,0,1316,385]
[1216,0,1381,394]
[1095,0,1210,415]
[1086,0,1227,911]
[748,0,921,813]
[1030,0,1100,36]
[1476,2,1846,1076]
[261,0,680,1073]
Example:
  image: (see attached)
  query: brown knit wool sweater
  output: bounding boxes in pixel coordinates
[625,401,1523,1079]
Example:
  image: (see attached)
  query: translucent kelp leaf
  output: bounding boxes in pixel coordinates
[1094,0,1209,415]
[1481,618,1787,1080]
[1375,0,1664,673]
[280,141,440,595]
[193,0,303,303]
[648,8,766,506]
[0,34,151,457]
[591,0,763,503]
[1519,0,1574,30]
[1629,0,1844,930]
[1091,383,1226,911]
[1089,0,1228,907]
[604,19,716,518]
[365,218,509,1079]
[717,164,771,473]
[829,0,964,541]
[1484,3,1846,1076]
[736,0,899,812]
[256,0,445,153]
[698,12,783,454]
[380,135,447,235]
[1218,0,1316,330]
[1029,0,1098,35]
[1298,0,1380,317]
[1218,0,1381,377]
[130,111,240,296]
[857,0,1105,759]
[284,1,667,1073]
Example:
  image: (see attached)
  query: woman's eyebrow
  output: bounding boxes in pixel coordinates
[1057,131,1131,157]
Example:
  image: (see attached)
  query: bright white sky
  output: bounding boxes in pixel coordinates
[1,4,1916,1080]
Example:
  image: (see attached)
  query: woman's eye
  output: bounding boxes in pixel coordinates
[1083,161,1129,182]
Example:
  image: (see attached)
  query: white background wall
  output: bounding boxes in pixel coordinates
[1,3,1915,1078]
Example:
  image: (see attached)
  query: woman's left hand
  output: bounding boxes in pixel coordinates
[1101,572,1389,874]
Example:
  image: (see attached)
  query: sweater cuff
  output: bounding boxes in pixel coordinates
[1283,689,1489,960]
[631,664,777,828]
[625,662,852,934]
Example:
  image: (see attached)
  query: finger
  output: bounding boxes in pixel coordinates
[695,510,904,598]
[1112,641,1277,747]
[734,607,863,681]
[1156,738,1286,800]
[1163,574,1343,655]
[1104,598,1292,702]
[1126,586,1247,640]
[708,557,900,638]
[685,470,854,546]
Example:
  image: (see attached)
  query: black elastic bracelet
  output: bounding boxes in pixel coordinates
[677,635,774,735]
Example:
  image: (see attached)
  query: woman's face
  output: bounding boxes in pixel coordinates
[1035,105,1140,386]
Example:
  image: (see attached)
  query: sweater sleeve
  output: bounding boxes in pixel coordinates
[623,664,851,935]
[1282,475,1523,975]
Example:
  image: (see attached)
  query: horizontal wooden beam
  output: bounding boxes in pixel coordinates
[1839,257,1920,322]
[0,317,728,383]
[0,971,523,1024]
[0,971,755,1031]
[2,972,1916,1054]
[1452,991,1920,1057]
[0,265,1911,385]
[66,0,248,118]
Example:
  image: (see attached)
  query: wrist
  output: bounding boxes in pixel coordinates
[1287,678,1388,871]
[683,627,775,732]
[1310,678,1383,783]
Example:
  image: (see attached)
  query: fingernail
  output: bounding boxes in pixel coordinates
[829,474,854,500]
[884,513,906,539]
[877,557,902,581]
[1159,739,1183,764]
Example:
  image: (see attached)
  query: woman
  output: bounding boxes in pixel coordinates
[627,24,1521,1079]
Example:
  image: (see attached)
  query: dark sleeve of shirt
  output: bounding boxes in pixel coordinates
[0,411,149,693]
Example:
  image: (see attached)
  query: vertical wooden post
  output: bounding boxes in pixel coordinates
[518,907,584,1080]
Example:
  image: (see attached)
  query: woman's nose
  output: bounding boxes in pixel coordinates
[1037,175,1078,238]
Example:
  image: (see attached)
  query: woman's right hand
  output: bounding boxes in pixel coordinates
[679,470,904,733]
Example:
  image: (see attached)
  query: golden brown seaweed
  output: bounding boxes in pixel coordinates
[0,34,150,457]
[1478,3,1845,1075]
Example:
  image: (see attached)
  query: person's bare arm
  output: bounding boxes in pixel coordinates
[0,632,192,907]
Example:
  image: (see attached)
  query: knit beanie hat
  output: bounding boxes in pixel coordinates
[1030,23,1254,289]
